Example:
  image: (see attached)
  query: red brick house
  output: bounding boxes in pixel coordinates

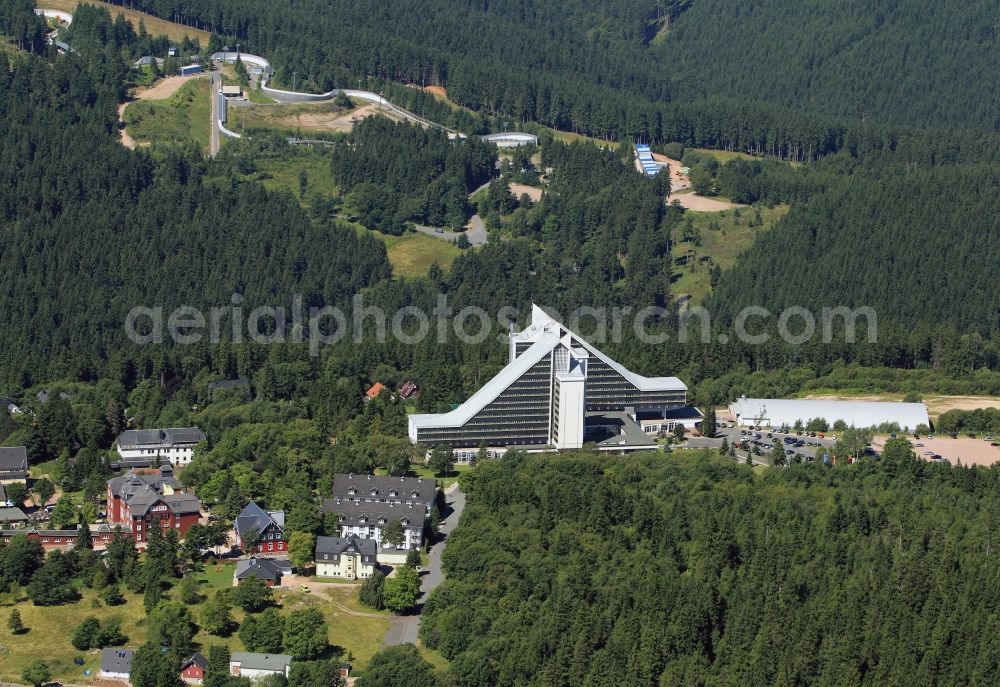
[0,523,125,550]
[234,502,287,554]
[106,465,201,544]
[180,652,207,684]
[0,527,78,549]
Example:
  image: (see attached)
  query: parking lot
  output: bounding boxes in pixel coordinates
[717,426,840,464]
[871,435,1000,466]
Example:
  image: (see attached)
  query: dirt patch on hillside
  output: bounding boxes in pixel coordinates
[118,76,198,147]
[424,85,448,99]
[654,154,691,191]
[670,192,740,212]
[118,102,136,148]
[509,183,543,202]
[134,74,198,100]
[283,104,379,132]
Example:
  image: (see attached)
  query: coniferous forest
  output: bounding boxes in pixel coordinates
[2,0,1000,684]
[421,446,1000,687]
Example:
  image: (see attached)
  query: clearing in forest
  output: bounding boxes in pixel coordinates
[122,77,211,152]
[234,102,387,135]
[119,75,204,149]
[508,183,543,202]
[382,231,463,278]
[669,192,741,212]
[670,203,789,303]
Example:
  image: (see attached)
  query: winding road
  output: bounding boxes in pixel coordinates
[382,483,466,647]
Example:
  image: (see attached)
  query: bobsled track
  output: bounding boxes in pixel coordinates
[210,51,537,148]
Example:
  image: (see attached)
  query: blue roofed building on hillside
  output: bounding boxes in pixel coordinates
[635,144,663,176]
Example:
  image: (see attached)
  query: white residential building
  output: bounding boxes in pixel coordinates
[115,427,206,468]
[229,653,292,681]
[315,535,377,579]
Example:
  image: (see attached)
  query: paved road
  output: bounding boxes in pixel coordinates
[465,214,488,246]
[382,484,466,647]
[412,218,487,247]
[209,70,220,157]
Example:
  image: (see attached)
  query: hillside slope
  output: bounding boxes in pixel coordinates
[662,0,1000,130]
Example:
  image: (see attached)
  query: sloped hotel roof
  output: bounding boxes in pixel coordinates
[408,305,686,434]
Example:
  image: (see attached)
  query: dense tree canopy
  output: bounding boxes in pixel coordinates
[421,447,1000,686]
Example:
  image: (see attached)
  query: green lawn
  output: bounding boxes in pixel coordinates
[670,203,790,303]
[194,563,236,594]
[690,148,760,164]
[0,586,149,683]
[283,587,391,670]
[247,152,340,203]
[380,232,462,279]
[28,459,60,481]
[0,564,392,681]
[691,147,803,168]
[417,644,450,672]
[124,78,211,153]
[546,127,616,149]
[408,463,473,490]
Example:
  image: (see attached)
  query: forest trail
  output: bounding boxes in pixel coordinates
[118,102,137,149]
